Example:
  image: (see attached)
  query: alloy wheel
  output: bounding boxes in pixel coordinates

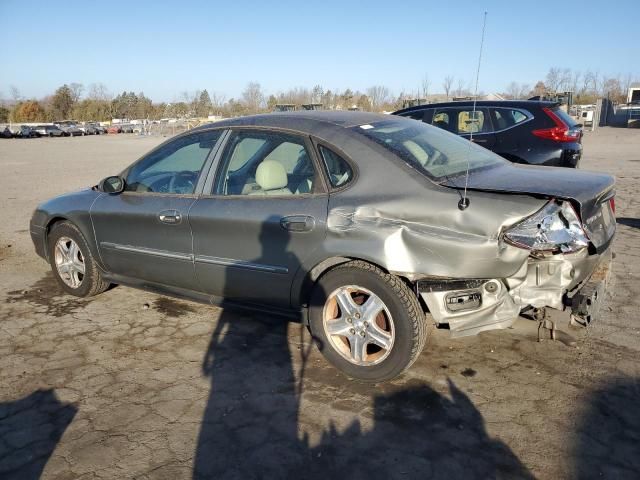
[322,285,395,366]
[54,236,85,288]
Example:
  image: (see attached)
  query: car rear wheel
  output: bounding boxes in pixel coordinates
[308,260,427,382]
[48,221,110,297]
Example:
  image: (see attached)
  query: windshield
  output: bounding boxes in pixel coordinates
[352,119,505,180]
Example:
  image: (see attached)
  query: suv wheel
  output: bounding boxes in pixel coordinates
[48,221,110,297]
[309,261,427,382]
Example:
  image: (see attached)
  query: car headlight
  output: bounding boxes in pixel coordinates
[504,200,589,253]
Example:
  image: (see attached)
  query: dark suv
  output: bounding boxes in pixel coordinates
[393,100,583,168]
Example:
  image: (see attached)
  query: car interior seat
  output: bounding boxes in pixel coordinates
[249,160,292,195]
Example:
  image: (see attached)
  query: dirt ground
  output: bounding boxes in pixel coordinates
[0,129,639,479]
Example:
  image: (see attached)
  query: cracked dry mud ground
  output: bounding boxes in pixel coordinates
[1,131,639,479]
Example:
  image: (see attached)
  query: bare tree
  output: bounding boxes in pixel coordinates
[242,82,265,112]
[366,85,390,111]
[312,85,324,104]
[545,67,562,92]
[87,82,111,101]
[621,73,634,97]
[505,81,530,99]
[558,68,572,91]
[455,78,466,97]
[421,74,431,100]
[442,75,454,99]
[570,71,581,94]
[602,77,624,102]
[210,92,227,114]
[69,83,84,103]
[9,85,21,104]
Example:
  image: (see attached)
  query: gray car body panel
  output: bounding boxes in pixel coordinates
[31,111,616,335]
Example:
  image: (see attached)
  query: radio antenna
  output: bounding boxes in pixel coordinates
[459,11,488,211]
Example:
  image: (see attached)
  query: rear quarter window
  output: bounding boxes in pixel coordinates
[319,146,353,188]
[551,107,578,128]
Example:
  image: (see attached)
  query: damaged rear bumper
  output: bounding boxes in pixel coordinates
[418,247,613,337]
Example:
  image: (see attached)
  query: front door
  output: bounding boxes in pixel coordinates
[91,129,224,290]
[189,129,328,308]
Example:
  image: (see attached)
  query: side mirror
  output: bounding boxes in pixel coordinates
[100,176,125,193]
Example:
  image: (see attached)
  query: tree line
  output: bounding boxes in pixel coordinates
[1,68,637,123]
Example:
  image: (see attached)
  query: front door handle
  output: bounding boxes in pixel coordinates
[280,215,315,232]
[158,209,182,225]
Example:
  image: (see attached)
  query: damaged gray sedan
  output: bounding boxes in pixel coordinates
[30,111,616,381]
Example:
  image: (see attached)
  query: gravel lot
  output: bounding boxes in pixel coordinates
[1,130,639,479]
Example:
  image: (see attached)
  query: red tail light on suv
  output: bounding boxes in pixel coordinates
[532,107,582,143]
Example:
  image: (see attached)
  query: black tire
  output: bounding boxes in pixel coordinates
[47,221,110,297]
[308,260,427,382]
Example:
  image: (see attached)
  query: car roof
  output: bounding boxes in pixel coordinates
[393,100,559,115]
[194,110,393,135]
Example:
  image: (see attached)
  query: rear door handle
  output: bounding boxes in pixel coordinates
[280,215,315,232]
[158,209,182,225]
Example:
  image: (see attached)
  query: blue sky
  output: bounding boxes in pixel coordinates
[1,0,638,101]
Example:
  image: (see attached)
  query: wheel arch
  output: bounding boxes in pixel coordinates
[292,255,416,310]
[43,215,104,270]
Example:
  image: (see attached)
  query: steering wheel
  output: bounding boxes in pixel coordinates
[168,170,196,194]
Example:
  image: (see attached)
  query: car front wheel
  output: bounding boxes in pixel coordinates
[309,261,427,382]
[48,221,110,297]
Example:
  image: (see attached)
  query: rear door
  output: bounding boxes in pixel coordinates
[189,128,329,308]
[489,107,533,160]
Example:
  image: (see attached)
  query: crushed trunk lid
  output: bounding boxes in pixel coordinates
[440,163,616,250]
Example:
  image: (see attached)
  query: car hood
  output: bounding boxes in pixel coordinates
[440,163,616,250]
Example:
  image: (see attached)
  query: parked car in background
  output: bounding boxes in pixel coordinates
[60,124,84,137]
[9,125,38,138]
[33,125,65,137]
[78,123,98,135]
[91,123,106,134]
[30,111,615,382]
[1,126,13,138]
[393,101,583,168]
[54,121,85,137]
[107,125,121,134]
[120,124,134,133]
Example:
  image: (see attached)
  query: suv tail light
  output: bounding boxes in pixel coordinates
[532,107,581,143]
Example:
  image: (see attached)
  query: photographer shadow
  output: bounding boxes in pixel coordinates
[193,218,533,479]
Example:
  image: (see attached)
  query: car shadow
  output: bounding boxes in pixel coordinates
[571,377,640,479]
[0,389,77,480]
[193,218,534,479]
[616,217,640,229]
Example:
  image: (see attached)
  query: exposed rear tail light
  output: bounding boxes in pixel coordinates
[609,197,615,215]
[532,107,581,143]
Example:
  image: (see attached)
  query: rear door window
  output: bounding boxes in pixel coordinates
[215,130,318,196]
[456,108,492,134]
